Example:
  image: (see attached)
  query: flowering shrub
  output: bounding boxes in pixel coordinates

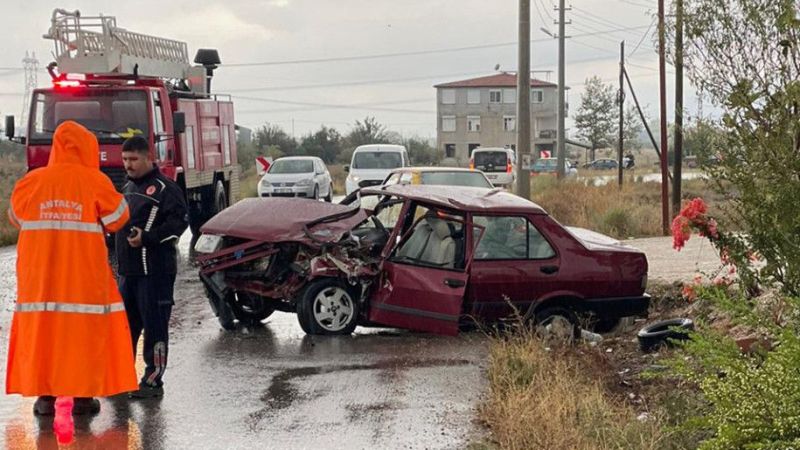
[672,197,761,297]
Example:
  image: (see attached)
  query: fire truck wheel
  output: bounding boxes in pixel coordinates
[214,180,228,213]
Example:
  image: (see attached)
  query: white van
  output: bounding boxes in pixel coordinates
[345,144,409,194]
[469,147,516,188]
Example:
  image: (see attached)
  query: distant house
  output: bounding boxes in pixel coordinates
[434,73,564,165]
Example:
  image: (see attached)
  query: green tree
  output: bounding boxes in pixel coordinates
[339,117,392,163]
[253,123,298,156]
[681,0,800,294]
[621,106,644,151]
[298,126,342,164]
[405,137,440,165]
[573,76,616,159]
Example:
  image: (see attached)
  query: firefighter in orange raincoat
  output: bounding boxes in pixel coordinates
[6,121,138,415]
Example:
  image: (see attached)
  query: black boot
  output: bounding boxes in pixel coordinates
[33,396,55,416]
[72,397,101,415]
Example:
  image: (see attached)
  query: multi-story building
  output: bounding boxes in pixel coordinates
[434,73,563,165]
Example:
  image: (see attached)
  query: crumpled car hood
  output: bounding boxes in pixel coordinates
[200,198,368,244]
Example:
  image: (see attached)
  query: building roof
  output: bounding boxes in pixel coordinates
[434,73,558,88]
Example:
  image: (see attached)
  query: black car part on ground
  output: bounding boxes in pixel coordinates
[637,318,695,352]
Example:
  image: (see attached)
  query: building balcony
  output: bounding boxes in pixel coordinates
[538,129,557,139]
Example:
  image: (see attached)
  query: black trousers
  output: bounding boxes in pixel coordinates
[118,274,175,387]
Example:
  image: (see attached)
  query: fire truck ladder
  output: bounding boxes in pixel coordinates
[43,9,191,79]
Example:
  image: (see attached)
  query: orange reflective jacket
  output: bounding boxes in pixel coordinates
[6,121,138,397]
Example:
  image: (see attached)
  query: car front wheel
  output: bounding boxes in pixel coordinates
[296,278,359,335]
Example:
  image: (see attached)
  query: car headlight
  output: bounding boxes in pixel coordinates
[260,179,271,187]
[194,234,223,254]
[296,178,313,186]
[349,175,362,182]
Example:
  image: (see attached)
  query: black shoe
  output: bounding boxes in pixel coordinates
[72,397,101,415]
[129,384,164,399]
[33,396,55,416]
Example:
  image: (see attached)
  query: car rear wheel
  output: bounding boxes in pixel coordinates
[533,307,580,342]
[296,278,359,335]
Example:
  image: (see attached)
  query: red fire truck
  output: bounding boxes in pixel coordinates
[5,9,240,235]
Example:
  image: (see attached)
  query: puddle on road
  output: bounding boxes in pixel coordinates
[246,358,471,431]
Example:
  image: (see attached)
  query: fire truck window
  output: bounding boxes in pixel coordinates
[112,101,147,137]
[55,101,102,130]
[152,91,166,161]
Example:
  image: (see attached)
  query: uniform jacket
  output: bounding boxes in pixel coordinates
[6,121,138,397]
[115,166,188,277]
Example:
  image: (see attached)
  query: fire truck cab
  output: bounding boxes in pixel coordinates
[5,9,240,235]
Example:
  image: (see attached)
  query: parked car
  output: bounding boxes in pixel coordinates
[583,158,619,170]
[195,185,650,336]
[470,147,516,188]
[531,158,578,177]
[344,144,409,194]
[382,167,493,189]
[258,156,333,201]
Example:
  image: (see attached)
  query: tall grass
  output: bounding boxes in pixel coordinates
[531,176,723,239]
[0,157,24,246]
[479,330,670,450]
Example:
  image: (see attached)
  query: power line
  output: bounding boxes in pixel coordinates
[222,71,488,93]
[237,97,431,115]
[225,25,651,67]
[231,94,435,114]
[533,0,552,28]
[628,17,657,57]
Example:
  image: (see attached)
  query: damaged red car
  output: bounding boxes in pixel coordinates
[195,185,650,336]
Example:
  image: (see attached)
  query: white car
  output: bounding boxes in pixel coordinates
[345,144,409,194]
[258,156,333,201]
[469,147,517,188]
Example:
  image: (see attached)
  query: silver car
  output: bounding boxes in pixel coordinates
[257,156,333,201]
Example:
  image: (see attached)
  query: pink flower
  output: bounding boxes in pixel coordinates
[681,198,708,221]
[706,218,719,239]
[682,284,697,302]
[672,215,692,250]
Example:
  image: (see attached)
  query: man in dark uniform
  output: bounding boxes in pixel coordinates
[116,136,188,398]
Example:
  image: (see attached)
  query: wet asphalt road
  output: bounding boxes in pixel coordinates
[0,230,718,449]
[0,234,488,450]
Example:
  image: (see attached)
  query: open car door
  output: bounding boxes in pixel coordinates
[368,211,478,336]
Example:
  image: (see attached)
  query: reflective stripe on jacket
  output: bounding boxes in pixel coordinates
[6,121,138,397]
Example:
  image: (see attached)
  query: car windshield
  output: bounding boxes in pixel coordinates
[474,151,508,168]
[29,90,150,144]
[420,171,493,188]
[269,159,314,174]
[353,151,402,169]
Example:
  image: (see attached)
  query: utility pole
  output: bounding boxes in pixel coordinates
[617,41,625,188]
[658,0,670,235]
[555,0,569,179]
[20,51,39,134]
[517,0,531,199]
[672,0,684,217]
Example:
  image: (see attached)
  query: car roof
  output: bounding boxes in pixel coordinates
[274,156,319,161]
[472,147,512,153]
[361,184,547,214]
[353,144,406,152]
[389,166,481,174]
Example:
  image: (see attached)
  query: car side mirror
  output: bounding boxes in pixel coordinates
[5,115,14,140]
[344,165,350,173]
[172,112,186,134]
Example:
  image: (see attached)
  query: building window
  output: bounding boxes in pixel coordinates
[467,115,481,132]
[531,89,544,103]
[444,144,456,158]
[441,115,456,132]
[468,143,480,154]
[467,89,481,104]
[489,89,502,103]
[441,89,456,105]
[503,115,516,132]
[503,88,516,104]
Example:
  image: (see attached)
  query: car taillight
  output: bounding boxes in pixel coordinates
[506,158,512,173]
[469,158,474,170]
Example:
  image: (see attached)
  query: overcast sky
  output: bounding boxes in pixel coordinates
[0,0,699,140]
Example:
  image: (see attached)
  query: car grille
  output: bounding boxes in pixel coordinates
[271,182,295,187]
[101,167,128,192]
[358,180,382,188]
[262,193,307,198]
